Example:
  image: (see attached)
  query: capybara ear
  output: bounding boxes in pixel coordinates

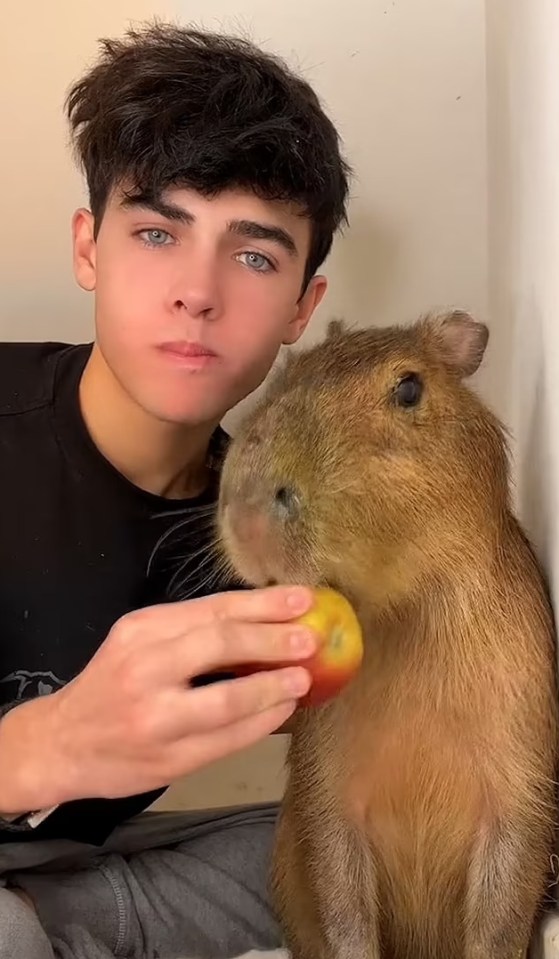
[325,318,347,341]
[425,309,489,378]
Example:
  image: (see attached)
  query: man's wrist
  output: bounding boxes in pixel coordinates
[0,695,70,816]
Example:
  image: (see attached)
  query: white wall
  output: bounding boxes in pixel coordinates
[485,0,559,598]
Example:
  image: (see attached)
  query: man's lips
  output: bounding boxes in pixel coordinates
[158,341,218,358]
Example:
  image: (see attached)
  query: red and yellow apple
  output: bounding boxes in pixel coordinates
[235,586,364,707]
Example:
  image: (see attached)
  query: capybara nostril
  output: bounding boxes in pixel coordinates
[273,485,300,518]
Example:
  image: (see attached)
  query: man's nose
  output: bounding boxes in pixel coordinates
[168,251,222,318]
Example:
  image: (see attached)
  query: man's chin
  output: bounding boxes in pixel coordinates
[148,398,227,430]
[139,374,255,429]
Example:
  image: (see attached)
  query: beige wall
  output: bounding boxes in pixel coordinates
[485,2,559,950]
[0,2,488,809]
[485,0,559,579]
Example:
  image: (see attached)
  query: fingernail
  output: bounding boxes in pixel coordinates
[285,668,311,697]
[286,588,312,613]
[289,629,316,656]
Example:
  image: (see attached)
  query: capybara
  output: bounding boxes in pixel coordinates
[217,309,559,959]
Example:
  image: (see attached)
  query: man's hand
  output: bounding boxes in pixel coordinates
[0,586,316,814]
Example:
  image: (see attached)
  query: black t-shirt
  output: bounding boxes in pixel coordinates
[0,340,234,845]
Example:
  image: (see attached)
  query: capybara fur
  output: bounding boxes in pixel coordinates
[217,310,559,959]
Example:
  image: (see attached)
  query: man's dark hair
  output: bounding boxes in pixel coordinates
[65,21,351,287]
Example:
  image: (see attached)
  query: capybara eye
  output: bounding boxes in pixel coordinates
[394,373,423,408]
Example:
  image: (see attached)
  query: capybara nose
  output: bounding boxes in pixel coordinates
[273,485,301,519]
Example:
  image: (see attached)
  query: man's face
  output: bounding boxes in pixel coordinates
[72,185,326,425]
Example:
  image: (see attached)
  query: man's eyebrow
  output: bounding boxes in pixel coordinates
[120,195,194,224]
[120,197,298,256]
[228,219,298,257]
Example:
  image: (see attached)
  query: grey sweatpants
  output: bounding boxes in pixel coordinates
[0,802,283,959]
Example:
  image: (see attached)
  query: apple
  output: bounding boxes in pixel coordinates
[235,586,364,708]
[291,586,364,706]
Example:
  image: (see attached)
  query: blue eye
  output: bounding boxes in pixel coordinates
[238,252,274,273]
[139,229,173,247]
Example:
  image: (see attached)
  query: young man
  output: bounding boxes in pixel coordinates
[0,21,350,959]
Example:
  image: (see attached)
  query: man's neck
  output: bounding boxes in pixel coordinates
[78,345,218,499]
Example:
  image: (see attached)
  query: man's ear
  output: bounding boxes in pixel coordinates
[282,275,328,345]
[72,208,97,292]
[424,309,489,378]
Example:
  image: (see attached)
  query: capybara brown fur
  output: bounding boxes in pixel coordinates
[217,309,559,959]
